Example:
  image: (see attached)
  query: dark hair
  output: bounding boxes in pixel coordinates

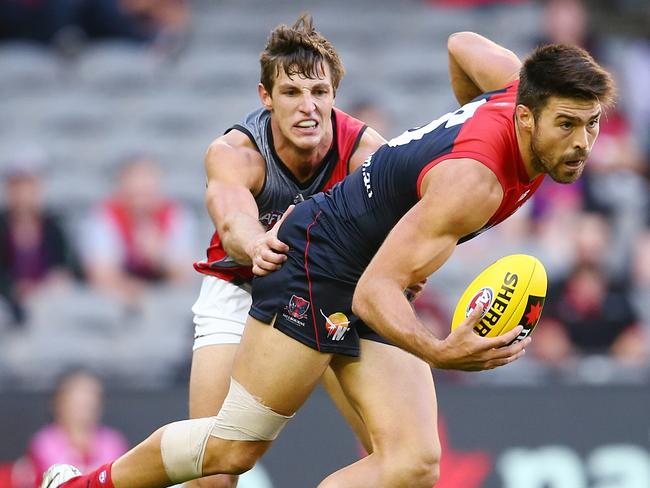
[260,13,345,95]
[517,44,616,117]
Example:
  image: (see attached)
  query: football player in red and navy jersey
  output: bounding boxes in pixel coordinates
[43,31,615,488]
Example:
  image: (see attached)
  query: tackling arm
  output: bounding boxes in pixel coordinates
[204,132,288,273]
[352,158,528,370]
[447,32,522,106]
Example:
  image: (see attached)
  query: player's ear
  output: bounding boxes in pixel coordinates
[258,83,273,110]
[516,104,534,132]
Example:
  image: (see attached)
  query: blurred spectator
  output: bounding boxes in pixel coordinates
[580,104,648,277]
[538,0,598,53]
[0,149,78,325]
[528,178,584,278]
[25,369,128,486]
[571,212,611,267]
[532,261,647,367]
[630,230,650,338]
[620,37,650,159]
[79,154,197,306]
[0,457,33,488]
[0,0,189,54]
[347,98,394,139]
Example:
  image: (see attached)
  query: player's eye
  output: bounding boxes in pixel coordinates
[559,122,572,130]
[587,119,599,129]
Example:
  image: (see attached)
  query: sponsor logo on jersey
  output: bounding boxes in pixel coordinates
[361,156,373,198]
[320,310,351,341]
[99,470,107,483]
[259,210,284,230]
[465,287,494,318]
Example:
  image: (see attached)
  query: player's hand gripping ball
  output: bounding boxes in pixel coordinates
[452,254,547,344]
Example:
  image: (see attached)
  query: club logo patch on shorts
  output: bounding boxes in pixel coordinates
[282,295,311,326]
[320,310,351,341]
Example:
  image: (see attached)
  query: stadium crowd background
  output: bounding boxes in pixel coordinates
[0,0,649,485]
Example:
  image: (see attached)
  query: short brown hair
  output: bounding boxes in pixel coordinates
[260,13,345,95]
[517,44,616,117]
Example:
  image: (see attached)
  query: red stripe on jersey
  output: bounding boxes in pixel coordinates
[305,211,323,351]
[321,108,366,192]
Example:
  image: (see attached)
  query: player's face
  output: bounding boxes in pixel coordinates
[260,62,335,152]
[529,97,601,184]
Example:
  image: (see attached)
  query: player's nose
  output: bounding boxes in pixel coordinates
[298,91,316,113]
[573,127,589,151]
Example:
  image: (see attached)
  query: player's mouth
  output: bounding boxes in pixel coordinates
[294,119,319,134]
[563,159,584,169]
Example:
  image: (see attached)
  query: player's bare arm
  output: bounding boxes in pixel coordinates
[204,131,289,273]
[448,31,522,106]
[353,158,530,371]
[349,127,430,299]
[348,127,386,172]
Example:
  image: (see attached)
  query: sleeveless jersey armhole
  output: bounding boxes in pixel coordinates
[415,151,503,200]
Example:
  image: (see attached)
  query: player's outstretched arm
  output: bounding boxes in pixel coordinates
[204,132,288,272]
[352,158,529,371]
[348,126,386,172]
[447,31,522,106]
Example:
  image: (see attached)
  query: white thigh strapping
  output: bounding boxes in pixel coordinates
[191,275,252,351]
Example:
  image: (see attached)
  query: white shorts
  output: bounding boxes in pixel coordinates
[191,275,252,351]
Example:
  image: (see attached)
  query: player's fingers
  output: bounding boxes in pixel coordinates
[488,337,531,360]
[259,249,285,264]
[252,264,270,277]
[259,249,287,265]
[267,237,290,253]
[459,303,486,330]
[272,205,295,234]
[485,325,524,349]
[255,258,284,273]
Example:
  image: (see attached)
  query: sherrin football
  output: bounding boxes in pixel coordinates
[451,254,547,343]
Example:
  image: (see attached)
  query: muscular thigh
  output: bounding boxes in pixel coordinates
[231,316,334,416]
[189,344,239,418]
[330,340,439,451]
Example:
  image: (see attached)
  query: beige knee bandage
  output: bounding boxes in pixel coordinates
[160,417,213,483]
[160,378,293,484]
[210,377,294,441]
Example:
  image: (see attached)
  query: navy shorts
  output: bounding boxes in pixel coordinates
[249,199,389,357]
